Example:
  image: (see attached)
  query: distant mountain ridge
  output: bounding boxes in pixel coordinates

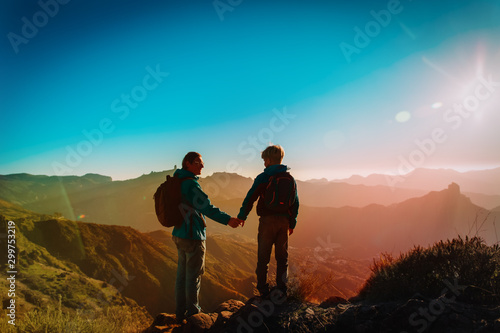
[1,168,499,259]
[1,167,499,234]
[335,167,500,195]
[292,183,499,258]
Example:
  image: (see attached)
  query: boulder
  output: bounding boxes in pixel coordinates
[214,299,245,314]
[320,296,348,308]
[183,312,218,333]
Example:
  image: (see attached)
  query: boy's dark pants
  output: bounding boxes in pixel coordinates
[256,215,289,295]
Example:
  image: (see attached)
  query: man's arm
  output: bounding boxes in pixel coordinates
[186,181,231,225]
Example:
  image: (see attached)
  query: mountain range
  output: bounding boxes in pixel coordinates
[1,168,499,257]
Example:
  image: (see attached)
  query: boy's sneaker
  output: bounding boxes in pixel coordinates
[175,314,186,324]
[258,287,271,298]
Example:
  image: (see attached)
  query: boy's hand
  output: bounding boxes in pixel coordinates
[228,217,242,228]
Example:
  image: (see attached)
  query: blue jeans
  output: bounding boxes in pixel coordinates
[173,236,206,318]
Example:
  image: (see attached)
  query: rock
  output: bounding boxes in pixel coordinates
[152,313,178,327]
[320,296,349,308]
[494,319,500,332]
[143,313,180,333]
[212,311,233,331]
[214,299,245,314]
[183,312,218,333]
[214,303,264,333]
[355,323,369,333]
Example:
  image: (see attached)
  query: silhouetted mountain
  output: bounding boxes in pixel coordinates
[0,169,177,230]
[292,183,499,258]
[296,181,428,208]
[337,167,500,196]
[304,177,329,183]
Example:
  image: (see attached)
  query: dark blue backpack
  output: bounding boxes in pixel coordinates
[261,172,297,214]
[153,175,193,227]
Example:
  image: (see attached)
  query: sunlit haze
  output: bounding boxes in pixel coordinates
[1,0,499,181]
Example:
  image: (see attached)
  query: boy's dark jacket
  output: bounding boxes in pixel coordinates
[237,164,299,229]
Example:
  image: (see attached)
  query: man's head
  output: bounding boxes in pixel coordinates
[261,145,284,167]
[182,152,204,175]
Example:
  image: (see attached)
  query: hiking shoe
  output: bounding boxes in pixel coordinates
[258,285,271,297]
[175,314,186,324]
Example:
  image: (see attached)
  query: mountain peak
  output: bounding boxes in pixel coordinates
[448,182,460,195]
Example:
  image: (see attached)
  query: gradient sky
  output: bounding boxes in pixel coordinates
[1,0,499,181]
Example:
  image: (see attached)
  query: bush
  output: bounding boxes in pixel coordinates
[358,237,500,304]
[0,298,151,333]
[23,290,44,307]
[287,268,336,303]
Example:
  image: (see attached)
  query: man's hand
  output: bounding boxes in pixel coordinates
[289,228,294,236]
[228,217,242,228]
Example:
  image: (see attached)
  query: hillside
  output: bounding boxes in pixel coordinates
[0,216,151,332]
[144,238,500,333]
[0,201,371,331]
[3,221,252,317]
[0,200,369,310]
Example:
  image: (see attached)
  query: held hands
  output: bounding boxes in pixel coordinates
[228,217,245,228]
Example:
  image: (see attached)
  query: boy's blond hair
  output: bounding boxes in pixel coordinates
[261,145,285,164]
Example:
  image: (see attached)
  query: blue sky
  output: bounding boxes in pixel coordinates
[1,0,499,180]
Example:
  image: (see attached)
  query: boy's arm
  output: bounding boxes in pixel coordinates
[289,180,299,229]
[237,174,266,221]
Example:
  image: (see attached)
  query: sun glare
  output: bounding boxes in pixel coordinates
[395,111,411,123]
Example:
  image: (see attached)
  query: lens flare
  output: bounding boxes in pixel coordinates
[432,102,443,109]
[395,111,411,123]
[78,214,85,219]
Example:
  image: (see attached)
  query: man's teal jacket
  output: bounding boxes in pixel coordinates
[172,168,231,240]
[237,164,299,229]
